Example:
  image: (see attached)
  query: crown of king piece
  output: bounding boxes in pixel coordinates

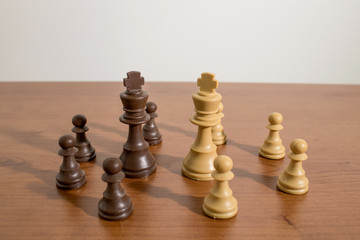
[197,72,218,93]
[123,71,145,92]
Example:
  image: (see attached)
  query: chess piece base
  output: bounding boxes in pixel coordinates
[277,180,309,195]
[56,175,86,190]
[202,203,238,219]
[75,151,96,163]
[259,149,285,160]
[213,138,227,146]
[98,198,133,221]
[146,138,162,146]
[122,164,157,178]
[181,165,213,181]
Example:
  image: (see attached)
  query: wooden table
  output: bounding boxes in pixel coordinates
[0,82,359,240]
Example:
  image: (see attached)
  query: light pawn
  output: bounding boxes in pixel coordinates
[203,155,238,219]
[212,102,227,145]
[277,139,309,195]
[259,112,285,159]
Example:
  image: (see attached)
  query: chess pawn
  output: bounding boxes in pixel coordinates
[143,102,162,145]
[72,114,96,163]
[277,139,309,195]
[259,112,285,160]
[56,135,87,190]
[212,102,227,145]
[119,71,156,178]
[182,73,221,181]
[203,155,238,219]
[98,158,133,221]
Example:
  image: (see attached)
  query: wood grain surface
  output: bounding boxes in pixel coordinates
[0,82,359,240]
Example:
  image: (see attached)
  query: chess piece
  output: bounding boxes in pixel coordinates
[98,158,133,221]
[56,135,86,190]
[143,101,162,145]
[182,73,221,181]
[119,71,156,178]
[203,155,238,219]
[72,114,96,163]
[212,102,227,145]
[259,112,285,160]
[277,139,309,195]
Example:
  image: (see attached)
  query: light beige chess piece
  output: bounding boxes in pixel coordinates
[259,112,285,159]
[182,73,221,181]
[212,102,227,145]
[203,155,238,219]
[277,139,309,195]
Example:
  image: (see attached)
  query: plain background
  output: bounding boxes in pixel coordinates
[0,0,359,83]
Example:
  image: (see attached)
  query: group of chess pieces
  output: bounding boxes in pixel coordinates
[55,71,309,221]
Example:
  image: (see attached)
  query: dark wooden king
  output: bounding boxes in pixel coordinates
[119,71,156,178]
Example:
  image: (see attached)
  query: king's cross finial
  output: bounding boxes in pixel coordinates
[197,72,218,93]
[123,71,145,92]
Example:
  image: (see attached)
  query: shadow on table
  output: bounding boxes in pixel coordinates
[157,122,195,138]
[91,122,127,138]
[153,153,183,176]
[226,139,259,157]
[127,181,204,217]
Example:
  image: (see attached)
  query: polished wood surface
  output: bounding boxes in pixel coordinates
[0,82,359,240]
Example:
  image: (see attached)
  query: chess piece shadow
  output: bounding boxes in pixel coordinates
[152,153,183,176]
[90,122,128,138]
[232,167,278,191]
[126,181,204,216]
[227,139,259,157]
[156,122,195,138]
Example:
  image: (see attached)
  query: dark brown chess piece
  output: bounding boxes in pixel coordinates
[72,114,96,163]
[119,71,156,178]
[143,101,162,145]
[98,158,133,221]
[56,135,87,190]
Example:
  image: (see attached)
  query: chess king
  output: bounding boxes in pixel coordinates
[182,73,222,181]
[119,71,156,178]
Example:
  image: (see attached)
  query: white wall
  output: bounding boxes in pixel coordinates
[0,0,359,83]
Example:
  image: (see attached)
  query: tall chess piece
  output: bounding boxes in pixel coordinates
[98,158,133,221]
[56,135,86,190]
[203,155,238,219]
[182,73,221,181]
[143,101,162,145]
[259,112,285,160]
[277,139,309,195]
[212,102,227,145]
[72,114,96,163]
[119,71,156,178]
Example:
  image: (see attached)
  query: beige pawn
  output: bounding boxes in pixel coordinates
[259,112,285,159]
[212,102,227,145]
[277,139,309,195]
[203,155,238,219]
[182,73,221,181]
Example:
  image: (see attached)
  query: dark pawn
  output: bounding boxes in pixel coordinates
[143,102,162,145]
[56,135,87,190]
[72,114,96,163]
[119,71,156,178]
[98,158,133,221]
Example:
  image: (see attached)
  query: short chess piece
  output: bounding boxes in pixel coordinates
[98,158,133,221]
[71,114,96,163]
[143,101,162,145]
[277,139,309,195]
[182,72,221,181]
[56,135,87,190]
[259,112,285,160]
[119,71,156,178]
[203,155,238,219]
[212,102,227,145]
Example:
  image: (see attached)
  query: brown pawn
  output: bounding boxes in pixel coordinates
[56,135,86,190]
[72,114,96,163]
[143,102,162,145]
[119,71,156,178]
[98,158,133,221]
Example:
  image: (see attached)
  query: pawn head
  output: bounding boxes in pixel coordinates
[72,114,87,127]
[103,158,122,175]
[59,134,75,149]
[290,139,308,154]
[214,155,233,173]
[268,112,283,125]
[146,102,157,113]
